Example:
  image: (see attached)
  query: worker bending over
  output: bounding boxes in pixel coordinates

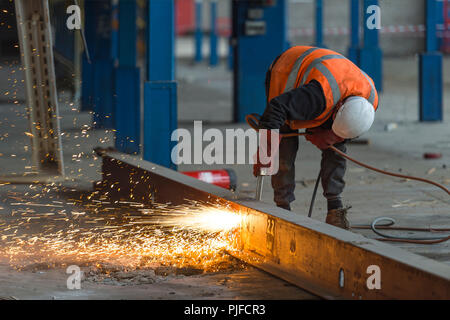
[254,46,378,229]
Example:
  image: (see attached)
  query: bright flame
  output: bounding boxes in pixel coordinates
[162,206,241,233]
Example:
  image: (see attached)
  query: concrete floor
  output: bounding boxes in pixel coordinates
[0,263,316,300]
[0,55,449,299]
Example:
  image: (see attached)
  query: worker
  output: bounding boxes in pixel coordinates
[254,46,378,230]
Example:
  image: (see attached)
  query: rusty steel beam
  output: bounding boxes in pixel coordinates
[97,150,450,299]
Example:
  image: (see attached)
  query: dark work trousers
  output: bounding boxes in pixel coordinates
[271,125,346,211]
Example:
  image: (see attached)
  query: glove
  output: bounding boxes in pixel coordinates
[305,127,344,150]
[253,129,281,177]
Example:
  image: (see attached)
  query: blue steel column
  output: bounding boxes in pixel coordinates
[210,0,218,66]
[88,0,115,128]
[144,0,177,169]
[315,0,324,47]
[233,0,288,122]
[419,0,443,121]
[228,0,234,70]
[114,0,141,154]
[348,0,360,64]
[81,0,115,127]
[110,0,119,62]
[81,0,95,112]
[195,0,203,62]
[360,0,382,92]
[228,38,234,70]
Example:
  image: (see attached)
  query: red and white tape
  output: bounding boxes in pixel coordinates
[289,24,429,37]
[214,19,450,39]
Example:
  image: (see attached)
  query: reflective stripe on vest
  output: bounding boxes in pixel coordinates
[360,70,376,105]
[300,54,346,85]
[284,47,319,92]
[284,53,346,106]
[310,61,342,106]
[284,51,374,107]
[301,55,346,106]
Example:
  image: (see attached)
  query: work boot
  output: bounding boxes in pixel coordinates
[326,207,351,230]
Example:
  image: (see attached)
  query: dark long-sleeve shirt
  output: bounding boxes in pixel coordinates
[259,80,327,130]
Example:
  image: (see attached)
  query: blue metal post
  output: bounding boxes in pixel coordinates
[419,0,443,121]
[348,0,360,64]
[88,0,115,128]
[210,0,218,66]
[426,0,438,51]
[233,0,288,122]
[195,0,203,62]
[81,0,95,112]
[144,0,177,169]
[315,0,324,47]
[227,0,234,70]
[110,0,119,62]
[114,0,141,154]
[360,0,383,92]
[82,0,115,114]
[228,37,234,70]
[81,54,94,112]
[436,0,444,51]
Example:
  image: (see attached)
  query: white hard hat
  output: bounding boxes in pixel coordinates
[332,96,375,139]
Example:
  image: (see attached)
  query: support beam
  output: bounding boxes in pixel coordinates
[93,59,115,128]
[144,0,177,170]
[14,0,64,176]
[210,0,218,66]
[228,37,234,70]
[114,0,140,154]
[348,0,360,64]
[315,0,324,48]
[80,0,95,112]
[110,0,119,62]
[195,0,203,62]
[82,0,115,128]
[97,150,450,300]
[360,0,382,92]
[419,0,443,121]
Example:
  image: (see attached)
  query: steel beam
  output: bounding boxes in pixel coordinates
[315,0,324,48]
[14,0,64,176]
[210,0,218,66]
[97,150,450,300]
[348,0,360,64]
[82,0,115,128]
[80,0,95,112]
[419,0,443,122]
[145,0,177,169]
[360,0,382,92]
[114,0,140,154]
[195,0,203,62]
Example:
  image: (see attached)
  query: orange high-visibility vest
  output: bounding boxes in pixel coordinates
[267,46,379,130]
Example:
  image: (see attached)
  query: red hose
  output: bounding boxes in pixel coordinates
[328,146,449,195]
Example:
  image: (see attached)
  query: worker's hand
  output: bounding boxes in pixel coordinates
[305,128,345,150]
[253,129,281,177]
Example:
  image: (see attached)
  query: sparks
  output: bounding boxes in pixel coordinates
[0,194,242,274]
[162,206,241,233]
